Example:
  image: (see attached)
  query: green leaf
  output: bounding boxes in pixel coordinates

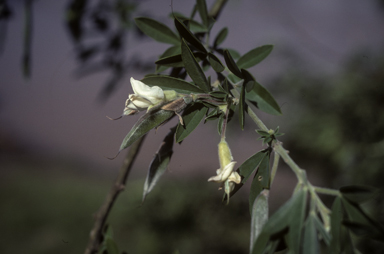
[156,45,181,73]
[340,185,378,204]
[341,198,384,241]
[208,53,225,72]
[213,27,228,48]
[181,38,210,92]
[237,45,273,69]
[176,103,208,143]
[249,152,270,214]
[303,215,320,254]
[119,109,174,151]
[227,48,241,59]
[174,17,207,53]
[313,214,331,246]
[135,17,180,45]
[156,52,206,67]
[142,75,204,94]
[250,189,269,254]
[224,49,243,78]
[242,69,282,115]
[196,0,209,28]
[285,188,307,253]
[252,189,306,254]
[239,82,246,130]
[239,150,267,184]
[330,196,347,253]
[142,127,175,202]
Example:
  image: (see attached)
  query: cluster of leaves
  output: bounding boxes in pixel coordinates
[116,0,282,204]
[108,1,384,254]
[250,185,384,254]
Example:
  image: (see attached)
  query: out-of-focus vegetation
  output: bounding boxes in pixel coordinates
[0,154,251,254]
[269,50,384,252]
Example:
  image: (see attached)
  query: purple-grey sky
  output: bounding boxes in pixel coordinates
[1,0,383,179]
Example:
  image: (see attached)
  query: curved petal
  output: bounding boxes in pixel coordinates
[130,77,164,104]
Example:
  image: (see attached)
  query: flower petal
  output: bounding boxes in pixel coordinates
[130,77,164,104]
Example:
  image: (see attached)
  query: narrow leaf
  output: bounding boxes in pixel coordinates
[142,127,176,202]
[340,185,378,204]
[286,188,307,253]
[176,103,208,143]
[237,45,273,69]
[135,17,180,45]
[330,196,343,252]
[213,27,228,48]
[142,75,204,94]
[156,52,206,67]
[156,45,181,73]
[250,189,269,254]
[208,52,225,72]
[196,0,209,28]
[303,215,320,254]
[224,49,243,78]
[243,69,282,115]
[239,150,267,184]
[174,17,207,53]
[313,215,331,246]
[249,152,270,214]
[181,38,210,92]
[119,109,174,151]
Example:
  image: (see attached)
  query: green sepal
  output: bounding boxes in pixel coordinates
[174,17,207,53]
[135,17,180,45]
[119,109,175,151]
[237,45,273,69]
[224,49,243,78]
[142,127,176,202]
[142,75,204,94]
[176,103,208,143]
[181,38,210,92]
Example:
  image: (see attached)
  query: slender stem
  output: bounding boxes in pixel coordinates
[84,135,146,254]
[270,152,280,187]
[313,186,340,196]
[221,105,230,139]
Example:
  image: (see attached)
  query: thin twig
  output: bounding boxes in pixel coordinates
[84,135,146,254]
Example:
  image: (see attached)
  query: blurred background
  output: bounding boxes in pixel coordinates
[1,0,384,253]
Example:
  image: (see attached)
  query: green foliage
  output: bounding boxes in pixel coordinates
[135,17,180,45]
[106,1,384,254]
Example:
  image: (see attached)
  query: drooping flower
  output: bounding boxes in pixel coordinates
[123,77,165,115]
[208,139,241,200]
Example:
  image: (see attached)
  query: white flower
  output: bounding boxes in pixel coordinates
[124,77,165,115]
[208,139,241,199]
